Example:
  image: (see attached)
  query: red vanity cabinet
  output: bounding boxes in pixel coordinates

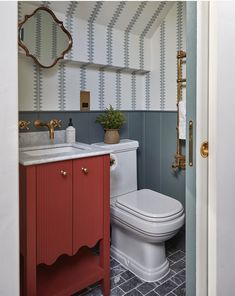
[37,160,73,265]
[73,157,104,253]
[20,155,110,296]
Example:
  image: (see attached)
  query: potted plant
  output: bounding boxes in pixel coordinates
[96,105,126,144]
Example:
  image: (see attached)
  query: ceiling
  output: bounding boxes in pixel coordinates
[26,1,174,38]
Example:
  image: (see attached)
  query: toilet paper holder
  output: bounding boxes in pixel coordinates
[110,154,118,171]
[110,157,115,167]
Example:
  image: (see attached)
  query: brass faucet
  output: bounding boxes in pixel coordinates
[34,119,61,139]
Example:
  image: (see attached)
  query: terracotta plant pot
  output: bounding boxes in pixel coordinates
[104,129,120,144]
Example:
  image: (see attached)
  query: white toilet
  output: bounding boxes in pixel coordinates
[93,139,185,282]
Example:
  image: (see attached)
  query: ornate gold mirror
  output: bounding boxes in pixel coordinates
[18,7,72,68]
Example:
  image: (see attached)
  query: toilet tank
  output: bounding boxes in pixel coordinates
[93,139,139,198]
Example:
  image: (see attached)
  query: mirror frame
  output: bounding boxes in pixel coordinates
[18,6,73,69]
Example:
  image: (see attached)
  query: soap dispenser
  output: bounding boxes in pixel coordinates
[66,118,76,143]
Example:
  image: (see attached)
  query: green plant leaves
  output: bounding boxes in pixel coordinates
[96,105,126,129]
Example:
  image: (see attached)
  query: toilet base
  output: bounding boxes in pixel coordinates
[111,223,170,282]
[111,245,169,282]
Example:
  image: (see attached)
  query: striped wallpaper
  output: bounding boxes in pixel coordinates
[18,1,186,112]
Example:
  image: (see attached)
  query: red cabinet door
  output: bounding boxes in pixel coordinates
[73,156,104,253]
[36,160,73,265]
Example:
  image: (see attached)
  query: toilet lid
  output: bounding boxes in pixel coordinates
[116,189,184,222]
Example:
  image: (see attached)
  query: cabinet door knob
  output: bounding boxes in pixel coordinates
[60,170,67,176]
[81,167,88,174]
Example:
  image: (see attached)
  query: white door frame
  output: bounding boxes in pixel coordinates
[196,2,209,296]
[208,3,217,295]
[207,2,235,295]
[199,2,235,295]
[0,2,19,295]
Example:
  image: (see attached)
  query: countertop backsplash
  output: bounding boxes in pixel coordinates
[19,130,66,147]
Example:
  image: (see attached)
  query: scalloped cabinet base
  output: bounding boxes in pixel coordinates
[19,155,110,296]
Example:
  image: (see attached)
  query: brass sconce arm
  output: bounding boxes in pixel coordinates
[34,119,61,139]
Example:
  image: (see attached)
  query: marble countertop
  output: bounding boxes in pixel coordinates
[19,142,112,166]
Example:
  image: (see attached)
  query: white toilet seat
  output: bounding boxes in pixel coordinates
[111,189,185,237]
[115,189,184,222]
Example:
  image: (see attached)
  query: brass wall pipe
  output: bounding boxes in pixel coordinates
[177,78,186,83]
[172,50,186,171]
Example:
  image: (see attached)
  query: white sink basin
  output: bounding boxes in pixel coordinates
[24,145,86,157]
[19,142,111,166]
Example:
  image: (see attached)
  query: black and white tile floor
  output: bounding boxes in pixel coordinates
[74,248,186,296]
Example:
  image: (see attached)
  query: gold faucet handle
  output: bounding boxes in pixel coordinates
[51,119,61,128]
[19,120,30,130]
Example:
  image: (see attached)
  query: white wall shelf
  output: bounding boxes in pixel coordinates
[18,52,150,75]
[62,59,150,75]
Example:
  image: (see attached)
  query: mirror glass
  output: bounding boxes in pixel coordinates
[19,7,72,68]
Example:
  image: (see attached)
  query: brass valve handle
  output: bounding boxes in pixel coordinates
[50,119,61,128]
[19,120,30,130]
